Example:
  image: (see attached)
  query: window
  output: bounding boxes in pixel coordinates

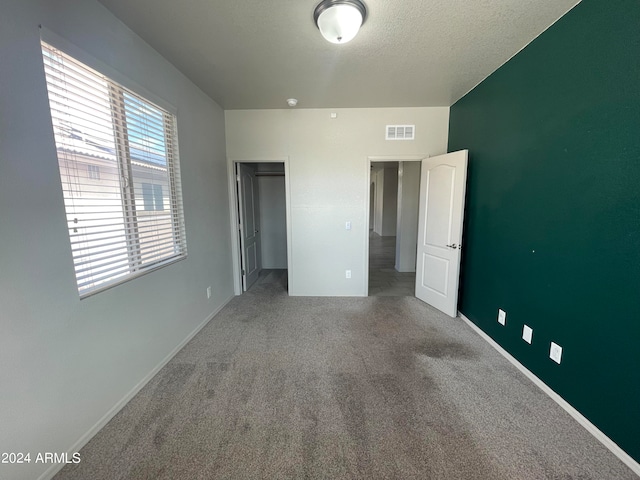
[41,41,187,297]
[87,164,100,180]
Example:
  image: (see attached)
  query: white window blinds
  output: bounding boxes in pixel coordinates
[41,41,187,297]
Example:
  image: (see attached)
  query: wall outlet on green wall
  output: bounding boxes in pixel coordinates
[523,325,533,344]
[497,309,506,326]
[550,342,563,364]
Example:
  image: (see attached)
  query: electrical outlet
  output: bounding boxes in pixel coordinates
[497,309,506,326]
[522,325,533,344]
[550,342,563,364]
[345,270,351,279]
[206,286,212,299]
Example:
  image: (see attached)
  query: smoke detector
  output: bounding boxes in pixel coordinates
[287,98,298,107]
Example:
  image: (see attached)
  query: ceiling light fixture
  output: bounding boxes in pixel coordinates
[314,0,367,44]
[287,98,298,107]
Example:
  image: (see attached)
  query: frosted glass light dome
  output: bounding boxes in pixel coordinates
[314,1,366,44]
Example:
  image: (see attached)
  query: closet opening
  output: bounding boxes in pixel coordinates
[234,162,288,293]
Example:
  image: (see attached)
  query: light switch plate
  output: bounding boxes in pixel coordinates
[522,325,533,344]
[345,221,351,230]
[497,309,506,326]
[550,342,563,364]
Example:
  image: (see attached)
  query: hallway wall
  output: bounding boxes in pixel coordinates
[395,162,421,272]
[380,166,398,236]
[258,175,287,269]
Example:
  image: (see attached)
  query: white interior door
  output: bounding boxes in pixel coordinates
[415,150,468,317]
[237,164,261,291]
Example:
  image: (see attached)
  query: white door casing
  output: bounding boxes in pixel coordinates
[237,164,261,291]
[415,150,468,317]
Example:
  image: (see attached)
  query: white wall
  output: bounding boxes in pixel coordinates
[226,108,450,296]
[0,1,233,479]
[258,176,288,268]
[395,162,421,272]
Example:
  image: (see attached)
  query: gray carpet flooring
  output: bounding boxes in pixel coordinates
[56,270,637,479]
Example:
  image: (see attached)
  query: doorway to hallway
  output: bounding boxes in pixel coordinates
[368,160,421,297]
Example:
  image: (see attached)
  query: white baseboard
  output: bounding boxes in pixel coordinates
[39,295,234,480]
[459,313,640,477]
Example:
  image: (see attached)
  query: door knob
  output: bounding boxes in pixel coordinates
[446,243,458,249]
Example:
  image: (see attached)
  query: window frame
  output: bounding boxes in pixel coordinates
[40,29,188,298]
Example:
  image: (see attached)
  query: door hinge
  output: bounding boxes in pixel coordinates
[241,269,245,275]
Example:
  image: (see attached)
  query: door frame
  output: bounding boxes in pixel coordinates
[228,157,292,295]
[364,155,428,296]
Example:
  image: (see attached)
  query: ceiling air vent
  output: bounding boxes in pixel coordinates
[386,125,415,140]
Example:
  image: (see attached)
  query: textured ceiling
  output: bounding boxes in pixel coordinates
[97,0,580,110]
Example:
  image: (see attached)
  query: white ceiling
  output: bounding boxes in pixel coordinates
[97,0,580,110]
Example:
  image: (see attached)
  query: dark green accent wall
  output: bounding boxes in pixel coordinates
[448,0,640,463]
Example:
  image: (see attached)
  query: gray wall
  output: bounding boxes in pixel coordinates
[371,167,384,235]
[369,181,375,230]
[381,166,399,236]
[0,1,233,479]
[372,167,384,235]
[371,165,398,237]
[395,162,421,272]
[258,175,288,269]
[226,108,450,295]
